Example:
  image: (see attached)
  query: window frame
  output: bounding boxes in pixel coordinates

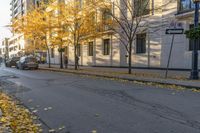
[77,44,81,57]
[64,46,68,56]
[136,33,147,54]
[178,0,200,13]
[51,48,54,58]
[102,8,112,31]
[103,39,110,55]
[88,42,94,56]
[134,0,151,17]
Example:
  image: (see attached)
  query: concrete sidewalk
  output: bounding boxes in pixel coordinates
[39,64,200,89]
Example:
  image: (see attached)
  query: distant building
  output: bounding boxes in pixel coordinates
[0,38,9,61]
[9,0,41,58]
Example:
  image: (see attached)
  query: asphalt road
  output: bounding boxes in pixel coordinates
[0,65,200,133]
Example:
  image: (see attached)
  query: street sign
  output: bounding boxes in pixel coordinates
[165,28,184,34]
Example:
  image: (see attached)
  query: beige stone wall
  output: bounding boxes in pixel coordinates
[47,0,200,69]
[160,0,200,69]
[47,0,163,67]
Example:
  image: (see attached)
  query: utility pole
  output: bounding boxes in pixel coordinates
[190,0,200,80]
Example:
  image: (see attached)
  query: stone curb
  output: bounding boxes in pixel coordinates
[39,67,200,90]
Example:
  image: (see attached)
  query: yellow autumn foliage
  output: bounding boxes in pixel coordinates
[0,93,41,133]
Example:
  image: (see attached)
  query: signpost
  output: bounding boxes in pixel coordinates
[165,28,184,34]
[165,21,184,78]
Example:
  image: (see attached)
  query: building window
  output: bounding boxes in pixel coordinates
[135,0,150,16]
[79,0,83,8]
[189,25,200,51]
[36,1,40,8]
[136,33,146,54]
[103,39,110,55]
[102,9,112,31]
[77,44,81,56]
[88,42,94,56]
[178,0,200,13]
[64,46,68,56]
[51,48,54,58]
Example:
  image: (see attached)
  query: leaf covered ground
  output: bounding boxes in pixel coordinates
[0,92,42,133]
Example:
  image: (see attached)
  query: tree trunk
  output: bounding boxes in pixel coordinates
[33,39,36,57]
[60,38,64,69]
[74,45,78,70]
[73,32,78,70]
[45,37,51,68]
[128,42,132,74]
[60,51,63,69]
[47,47,51,68]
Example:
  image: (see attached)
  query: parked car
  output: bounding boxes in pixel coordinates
[5,57,20,67]
[17,56,38,70]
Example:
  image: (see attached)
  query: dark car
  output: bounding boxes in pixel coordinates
[5,57,20,67]
[17,56,38,70]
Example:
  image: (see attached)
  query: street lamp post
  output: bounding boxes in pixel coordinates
[191,0,200,80]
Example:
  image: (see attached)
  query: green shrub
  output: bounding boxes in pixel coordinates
[185,27,200,39]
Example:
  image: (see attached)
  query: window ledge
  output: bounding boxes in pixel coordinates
[175,10,200,19]
[134,53,147,55]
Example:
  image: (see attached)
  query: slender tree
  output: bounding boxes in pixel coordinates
[94,0,151,74]
[49,0,100,70]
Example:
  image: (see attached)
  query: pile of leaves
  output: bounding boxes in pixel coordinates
[0,93,41,132]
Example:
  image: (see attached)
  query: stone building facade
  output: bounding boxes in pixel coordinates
[9,0,199,69]
[0,38,9,61]
[48,0,166,68]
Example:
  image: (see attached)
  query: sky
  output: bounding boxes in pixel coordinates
[0,1,11,42]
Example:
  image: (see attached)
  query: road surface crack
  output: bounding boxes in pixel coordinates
[71,83,200,130]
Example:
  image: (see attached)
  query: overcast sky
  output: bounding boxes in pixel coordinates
[0,1,11,42]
